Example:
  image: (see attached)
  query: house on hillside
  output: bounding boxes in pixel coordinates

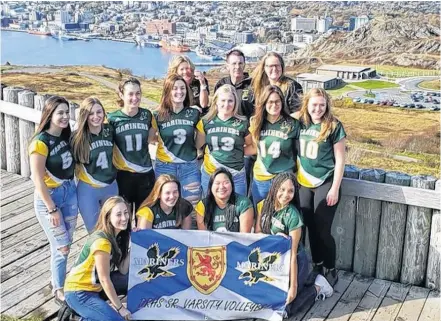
[296,73,341,90]
[316,65,376,80]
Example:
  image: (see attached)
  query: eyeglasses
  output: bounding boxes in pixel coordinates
[265,64,282,69]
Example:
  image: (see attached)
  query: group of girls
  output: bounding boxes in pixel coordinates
[29,51,346,321]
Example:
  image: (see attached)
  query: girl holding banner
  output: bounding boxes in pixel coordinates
[255,172,333,317]
[136,174,193,230]
[195,167,254,232]
[64,196,132,321]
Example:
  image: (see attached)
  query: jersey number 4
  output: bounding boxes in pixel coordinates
[96,151,109,170]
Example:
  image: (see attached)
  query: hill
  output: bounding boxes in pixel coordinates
[288,17,440,69]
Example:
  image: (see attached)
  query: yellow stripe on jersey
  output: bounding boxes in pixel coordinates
[196,119,205,133]
[253,156,276,181]
[64,238,111,293]
[296,158,324,188]
[256,200,264,216]
[202,148,243,176]
[76,164,108,188]
[136,206,154,223]
[156,135,187,163]
[29,140,49,157]
[112,145,152,173]
[195,201,205,217]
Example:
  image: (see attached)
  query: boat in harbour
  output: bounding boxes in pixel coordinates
[159,38,190,52]
[134,35,160,48]
[28,26,51,36]
[195,46,223,61]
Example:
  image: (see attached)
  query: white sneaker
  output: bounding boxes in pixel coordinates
[314,274,333,301]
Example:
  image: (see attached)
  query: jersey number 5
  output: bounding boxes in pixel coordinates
[60,151,73,170]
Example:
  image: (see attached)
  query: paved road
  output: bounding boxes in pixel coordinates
[398,76,439,91]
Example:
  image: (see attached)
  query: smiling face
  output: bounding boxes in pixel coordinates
[212,173,233,202]
[265,92,282,118]
[264,56,283,82]
[50,103,70,130]
[87,103,104,129]
[159,182,180,210]
[177,62,193,84]
[227,54,245,79]
[109,202,129,233]
[307,95,327,123]
[276,179,295,209]
[171,80,187,106]
[120,83,141,109]
[216,91,235,118]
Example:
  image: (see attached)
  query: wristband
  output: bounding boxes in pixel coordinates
[201,85,207,91]
[47,207,59,214]
[116,304,123,311]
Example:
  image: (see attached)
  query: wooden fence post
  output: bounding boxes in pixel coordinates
[401,175,436,285]
[0,84,7,170]
[333,164,359,271]
[69,101,79,122]
[353,168,386,277]
[426,180,441,290]
[376,171,411,281]
[3,87,23,174]
[34,94,50,131]
[18,90,36,177]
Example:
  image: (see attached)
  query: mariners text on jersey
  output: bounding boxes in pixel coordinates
[260,129,288,140]
[50,141,68,156]
[300,129,320,138]
[90,140,113,151]
[160,119,194,130]
[207,127,240,136]
[115,123,149,134]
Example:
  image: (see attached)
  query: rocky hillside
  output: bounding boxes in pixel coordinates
[288,17,441,69]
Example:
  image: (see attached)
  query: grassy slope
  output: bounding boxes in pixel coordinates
[1,65,439,177]
[418,79,441,91]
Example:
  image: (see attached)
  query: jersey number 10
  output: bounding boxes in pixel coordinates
[299,139,318,160]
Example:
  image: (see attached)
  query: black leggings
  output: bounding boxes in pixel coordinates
[299,178,340,269]
[116,170,155,213]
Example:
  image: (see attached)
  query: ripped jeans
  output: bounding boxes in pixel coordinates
[34,180,78,292]
[154,159,201,206]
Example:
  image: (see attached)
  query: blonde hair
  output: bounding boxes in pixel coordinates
[71,97,105,164]
[94,196,131,265]
[298,88,337,142]
[203,84,245,122]
[167,55,195,76]
[139,174,187,227]
[251,52,291,104]
[158,74,192,122]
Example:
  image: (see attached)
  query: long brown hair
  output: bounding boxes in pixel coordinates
[251,52,290,103]
[260,172,299,234]
[116,77,141,107]
[139,174,188,227]
[71,97,106,164]
[249,85,290,143]
[94,196,131,266]
[298,88,337,142]
[203,84,245,122]
[34,96,71,141]
[158,74,192,122]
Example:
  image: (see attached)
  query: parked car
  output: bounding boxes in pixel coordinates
[353,97,361,102]
[360,99,367,103]
[430,106,440,111]
[416,104,424,109]
[386,101,394,106]
[408,103,415,108]
[433,99,439,104]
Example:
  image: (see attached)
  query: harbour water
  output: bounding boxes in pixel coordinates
[1,31,215,78]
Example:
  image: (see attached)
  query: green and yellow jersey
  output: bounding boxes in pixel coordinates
[76,124,117,188]
[257,200,303,235]
[107,108,153,173]
[195,194,252,232]
[252,116,300,181]
[64,231,112,292]
[196,116,249,175]
[297,121,346,188]
[136,200,193,229]
[152,107,200,163]
[28,132,74,188]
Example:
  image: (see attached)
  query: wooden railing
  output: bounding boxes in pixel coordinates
[0,85,440,291]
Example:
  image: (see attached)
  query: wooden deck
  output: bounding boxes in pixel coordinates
[1,169,440,321]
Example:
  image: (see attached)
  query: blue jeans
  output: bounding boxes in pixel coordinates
[34,180,78,292]
[155,159,201,206]
[77,180,119,233]
[251,177,273,208]
[201,167,247,197]
[286,249,317,316]
[65,271,128,321]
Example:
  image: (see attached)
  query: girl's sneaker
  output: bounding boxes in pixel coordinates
[314,274,334,301]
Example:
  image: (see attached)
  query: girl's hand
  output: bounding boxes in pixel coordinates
[276,232,289,239]
[286,284,298,305]
[119,306,131,320]
[50,210,61,227]
[132,226,140,232]
[326,188,339,206]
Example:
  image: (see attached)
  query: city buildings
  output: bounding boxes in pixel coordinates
[145,19,176,35]
[349,15,370,31]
